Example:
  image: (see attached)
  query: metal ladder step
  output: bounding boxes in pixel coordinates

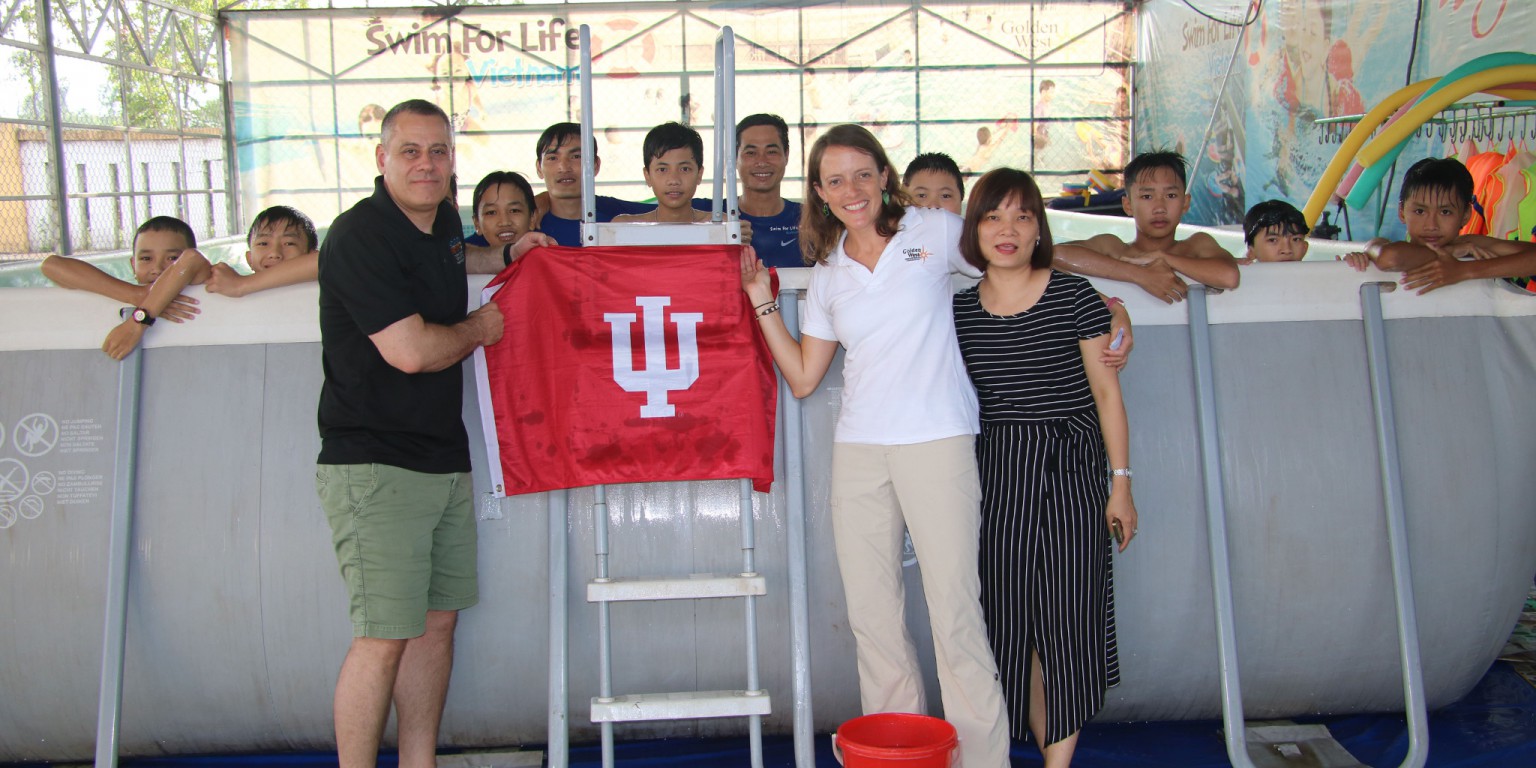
[584,221,743,247]
[587,574,766,603]
[590,690,772,723]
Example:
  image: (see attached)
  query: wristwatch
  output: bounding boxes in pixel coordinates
[1109,467,1133,478]
[131,307,155,326]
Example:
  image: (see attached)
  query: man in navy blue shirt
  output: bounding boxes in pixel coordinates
[533,122,653,246]
[734,114,803,268]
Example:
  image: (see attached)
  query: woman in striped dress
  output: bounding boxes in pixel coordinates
[953,168,1139,767]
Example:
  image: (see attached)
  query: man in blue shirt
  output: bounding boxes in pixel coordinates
[733,114,803,268]
[533,122,654,246]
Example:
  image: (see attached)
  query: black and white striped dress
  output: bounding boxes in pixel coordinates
[953,271,1120,746]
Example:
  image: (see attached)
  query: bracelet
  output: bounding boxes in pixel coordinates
[753,300,776,311]
[502,243,515,267]
[1104,296,1124,310]
[755,302,780,318]
[1109,467,1132,478]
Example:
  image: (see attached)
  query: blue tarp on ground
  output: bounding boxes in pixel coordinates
[13,662,1536,767]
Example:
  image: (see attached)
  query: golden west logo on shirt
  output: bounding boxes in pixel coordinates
[903,247,931,263]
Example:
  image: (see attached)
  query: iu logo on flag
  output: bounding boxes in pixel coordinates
[477,245,777,496]
[604,296,702,418]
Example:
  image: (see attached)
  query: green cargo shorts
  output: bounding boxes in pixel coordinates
[316,463,478,639]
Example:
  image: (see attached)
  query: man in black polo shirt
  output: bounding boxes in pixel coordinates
[316,98,548,768]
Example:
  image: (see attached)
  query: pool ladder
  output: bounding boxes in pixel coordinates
[543,26,773,768]
[1189,284,1429,768]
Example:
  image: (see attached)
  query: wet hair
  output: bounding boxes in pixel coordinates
[471,171,536,217]
[380,99,451,145]
[736,113,791,153]
[536,122,597,162]
[135,215,196,250]
[642,121,703,167]
[1243,200,1309,246]
[1123,150,1188,188]
[801,124,912,265]
[903,153,965,198]
[960,168,1053,272]
[1398,157,1473,207]
[247,206,318,252]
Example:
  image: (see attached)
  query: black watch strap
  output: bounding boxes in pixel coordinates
[131,307,155,326]
[502,242,514,267]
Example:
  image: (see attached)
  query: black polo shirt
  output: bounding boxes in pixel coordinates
[317,176,471,474]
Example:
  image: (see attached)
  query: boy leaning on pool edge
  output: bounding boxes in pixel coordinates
[41,215,210,360]
[1342,157,1536,294]
[1054,150,1241,303]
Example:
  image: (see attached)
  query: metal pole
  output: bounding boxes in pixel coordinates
[911,5,922,156]
[740,478,764,768]
[94,347,144,768]
[1359,283,1430,768]
[712,37,725,223]
[38,0,74,254]
[1186,287,1257,768]
[216,11,241,238]
[579,26,596,239]
[779,291,815,768]
[328,16,342,224]
[547,488,569,768]
[720,29,737,226]
[593,484,614,768]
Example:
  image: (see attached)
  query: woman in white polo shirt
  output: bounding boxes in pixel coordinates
[740,123,1010,767]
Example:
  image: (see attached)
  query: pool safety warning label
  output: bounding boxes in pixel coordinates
[57,418,104,455]
[0,412,105,530]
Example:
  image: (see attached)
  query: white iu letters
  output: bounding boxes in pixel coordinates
[604,296,703,418]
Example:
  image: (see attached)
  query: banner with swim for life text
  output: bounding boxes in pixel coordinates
[474,245,776,497]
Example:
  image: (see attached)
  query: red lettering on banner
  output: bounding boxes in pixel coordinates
[1438,0,1509,39]
[1471,0,1507,38]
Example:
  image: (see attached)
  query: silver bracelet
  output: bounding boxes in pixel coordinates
[1109,467,1133,478]
[755,302,780,318]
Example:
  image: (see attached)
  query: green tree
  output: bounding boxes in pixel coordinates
[102,0,223,131]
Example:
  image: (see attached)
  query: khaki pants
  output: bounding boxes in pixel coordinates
[830,435,1011,768]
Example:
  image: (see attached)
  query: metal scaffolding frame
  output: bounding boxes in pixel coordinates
[0,0,235,258]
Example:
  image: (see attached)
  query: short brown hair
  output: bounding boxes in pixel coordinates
[799,124,911,265]
[381,99,451,146]
[960,168,1053,272]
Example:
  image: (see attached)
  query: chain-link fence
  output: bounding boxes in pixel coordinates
[0,0,235,261]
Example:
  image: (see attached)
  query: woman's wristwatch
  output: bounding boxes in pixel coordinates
[1109,467,1132,478]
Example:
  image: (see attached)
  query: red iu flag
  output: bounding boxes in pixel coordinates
[475,245,777,496]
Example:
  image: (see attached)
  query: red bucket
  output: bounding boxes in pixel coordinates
[833,713,958,767]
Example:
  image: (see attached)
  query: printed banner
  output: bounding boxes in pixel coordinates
[223,2,1134,229]
[476,244,776,497]
[1139,0,1535,236]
